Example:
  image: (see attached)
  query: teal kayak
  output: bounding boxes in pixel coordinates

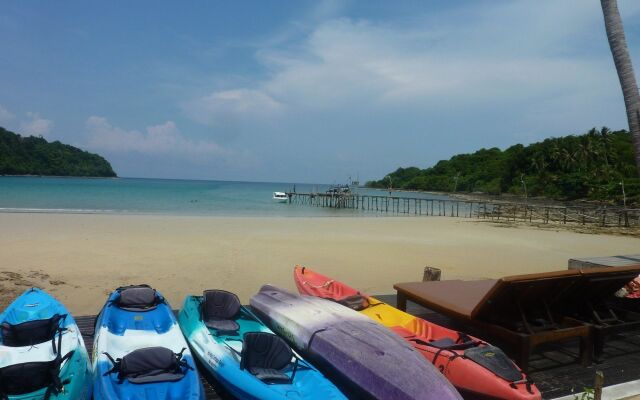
[0,288,92,399]
[178,290,346,400]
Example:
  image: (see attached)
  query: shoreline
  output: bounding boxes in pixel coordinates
[1,212,639,315]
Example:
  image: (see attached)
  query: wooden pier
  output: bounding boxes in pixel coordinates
[285,192,640,228]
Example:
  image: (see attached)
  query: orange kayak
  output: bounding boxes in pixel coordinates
[294,266,541,400]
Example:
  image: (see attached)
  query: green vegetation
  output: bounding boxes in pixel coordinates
[367,128,639,205]
[0,126,116,177]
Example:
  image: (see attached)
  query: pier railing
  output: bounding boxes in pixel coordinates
[285,192,640,228]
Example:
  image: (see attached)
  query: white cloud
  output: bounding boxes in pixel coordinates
[186,0,627,121]
[19,112,53,137]
[85,116,230,160]
[0,105,14,124]
[184,89,284,125]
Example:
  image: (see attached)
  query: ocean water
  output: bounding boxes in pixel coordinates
[0,177,453,217]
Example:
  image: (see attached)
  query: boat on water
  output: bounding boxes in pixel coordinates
[0,288,92,400]
[178,289,346,400]
[272,192,288,203]
[293,266,541,400]
[92,284,204,400]
[250,284,462,400]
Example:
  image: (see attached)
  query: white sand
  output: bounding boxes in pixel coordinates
[1,213,639,315]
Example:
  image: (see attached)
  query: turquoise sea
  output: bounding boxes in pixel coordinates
[0,177,453,217]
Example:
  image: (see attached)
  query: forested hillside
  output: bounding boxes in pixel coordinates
[0,126,116,177]
[367,128,639,204]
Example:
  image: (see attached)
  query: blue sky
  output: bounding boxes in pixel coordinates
[1,0,640,183]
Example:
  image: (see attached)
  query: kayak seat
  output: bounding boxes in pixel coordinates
[464,345,523,382]
[338,295,368,311]
[427,338,456,348]
[248,367,290,383]
[1,314,64,347]
[105,346,189,384]
[427,337,478,350]
[0,359,63,397]
[240,332,292,384]
[203,290,241,333]
[114,285,161,312]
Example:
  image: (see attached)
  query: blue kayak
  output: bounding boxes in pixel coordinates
[92,284,204,400]
[0,288,92,399]
[178,290,347,400]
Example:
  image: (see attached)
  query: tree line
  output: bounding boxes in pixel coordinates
[367,128,639,205]
[0,126,116,177]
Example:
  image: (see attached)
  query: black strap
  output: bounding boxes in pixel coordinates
[102,352,123,382]
[175,348,193,372]
[409,337,478,351]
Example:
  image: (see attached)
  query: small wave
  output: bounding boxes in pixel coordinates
[0,207,119,214]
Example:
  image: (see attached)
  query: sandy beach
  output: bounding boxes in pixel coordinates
[1,212,639,315]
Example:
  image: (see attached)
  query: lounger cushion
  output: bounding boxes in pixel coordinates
[395,269,588,321]
[394,280,497,320]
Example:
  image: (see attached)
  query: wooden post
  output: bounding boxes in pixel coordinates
[396,292,407,311]
[594,370,604,400]
[422,267,442,282]
[625,210,629,227]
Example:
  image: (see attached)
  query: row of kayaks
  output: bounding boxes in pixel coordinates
[0,268,542,400]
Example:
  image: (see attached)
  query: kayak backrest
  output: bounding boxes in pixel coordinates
[114,285,160,312]
[109,346,187,384]
[0,359,60,395]
[240,332,292,383]
[1,314,64,347]
[203,290,241,320]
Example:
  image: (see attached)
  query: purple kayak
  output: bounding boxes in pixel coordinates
[250,285,462,400]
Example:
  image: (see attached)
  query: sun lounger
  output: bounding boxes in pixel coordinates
[560,266,640,359]
[394,270,592,371]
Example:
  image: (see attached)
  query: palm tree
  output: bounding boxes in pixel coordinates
[599,127,612,176]
[600,0,640,175]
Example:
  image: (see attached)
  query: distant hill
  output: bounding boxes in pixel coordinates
[0,126,116,177]
[367,128,639,204]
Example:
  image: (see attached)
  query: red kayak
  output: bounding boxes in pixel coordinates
[294,266,541,400]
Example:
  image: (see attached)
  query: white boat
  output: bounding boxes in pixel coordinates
[273,191,288,203]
